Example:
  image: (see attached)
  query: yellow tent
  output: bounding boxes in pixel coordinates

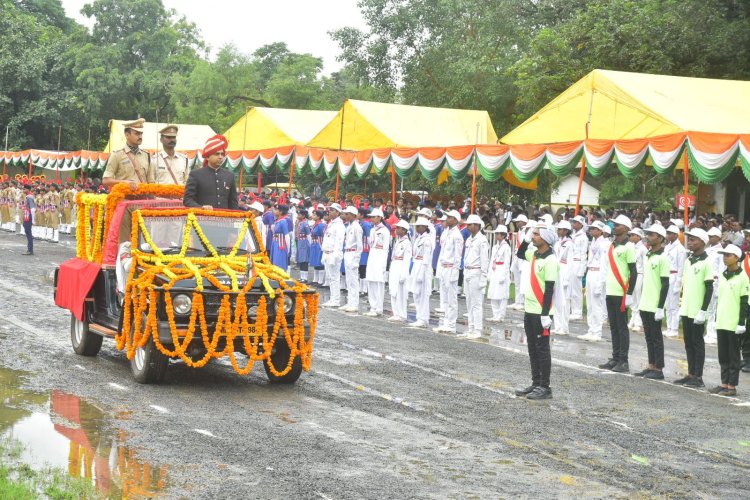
[501,69,750,144]
[307,99,498,149]
[104,119,216,152]
[224,107,337,151]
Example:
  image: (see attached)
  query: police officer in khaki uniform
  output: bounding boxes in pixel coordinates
[102,118,155,189]
[152,124,189,185]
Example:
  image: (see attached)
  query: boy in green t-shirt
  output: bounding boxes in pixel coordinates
[514,225,558,401]
[674,228,714,388]
[634,225,671,379]
[710,245,749,396]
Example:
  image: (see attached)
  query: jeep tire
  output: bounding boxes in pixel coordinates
[70,313,103,356]
[263,341,303,383]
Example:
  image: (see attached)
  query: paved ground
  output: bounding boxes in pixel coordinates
[1,230,749,499]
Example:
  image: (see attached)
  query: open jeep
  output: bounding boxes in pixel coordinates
[53,184,318,384]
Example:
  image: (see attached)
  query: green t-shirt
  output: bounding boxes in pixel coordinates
[605,240,636,296]
[715,270,750,331]
[523,248,559,315]
[640,250,671,313]
[678,253,714,318]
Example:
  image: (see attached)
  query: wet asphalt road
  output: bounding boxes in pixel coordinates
[1,230,750,499]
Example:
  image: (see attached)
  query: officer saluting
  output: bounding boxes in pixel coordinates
[102,118,155,190]
[183,135,238,210]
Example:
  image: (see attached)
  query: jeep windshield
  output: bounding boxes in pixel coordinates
[137,214,260,256]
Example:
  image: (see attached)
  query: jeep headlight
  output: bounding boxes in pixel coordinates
[173,294,192,315]
[282,295,293,314]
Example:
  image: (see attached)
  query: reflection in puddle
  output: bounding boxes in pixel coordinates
[0,367,168,497]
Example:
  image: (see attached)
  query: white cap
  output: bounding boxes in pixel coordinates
[612,214,633,229]
[249,202,264,213]
[369,208,384,218]
[329,203,342,213]
[602,224,612,234]
[685,227,709,244]
[418,207,433,217]
[494,224,508,234]
[539,213,553,225]
[667,224,680,234]
[591,221,606,231]
[512,214,528,223]
[670,218,685,229]
[557,220,572,231]
[719,244,742,258]
[572,215,586,225]
[438,214,447,221]
[445,210,461,221]
[525,220,538,230]
[415,217,430,227]
[707,227,722,238]
[343,206,358,216]
[645,225,667,238]
[290,198,299,205]
[466,214,484,226]
[629,228,644,238]
[395,219,411,230]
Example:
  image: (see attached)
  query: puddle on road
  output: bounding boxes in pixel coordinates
[0,366,169,497]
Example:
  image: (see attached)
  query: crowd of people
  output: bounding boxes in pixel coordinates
[3,120,750,401]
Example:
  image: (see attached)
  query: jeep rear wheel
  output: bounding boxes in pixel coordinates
[263,342,302,384]
[70,314,102,356]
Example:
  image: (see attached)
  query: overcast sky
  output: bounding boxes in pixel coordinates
[59,0,366,74]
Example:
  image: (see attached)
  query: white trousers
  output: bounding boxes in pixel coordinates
[512,263,524,306]
[490,299,507,321]
[586,271,604,337]
[390,281,408,319]
[440,278,459,331]
[570,264,584,316]
[325,258,343,305]
[414,280,431,323]
[464,275,484,332]
[666,279,681,332]
[553,282,569,333]
[367,281,385,314]
[345,265,360,309]
[629,274,644,328]
[706,286,718,338]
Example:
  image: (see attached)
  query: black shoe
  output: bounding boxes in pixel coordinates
[684,377,705,388]
[526,386,552,400]
[643,370,664,380]
[515,386,536,397]
[633,368,651,377]
[672,376,691,385]
[21,252,33,256]
[719,388,737,397]
[598,359,617,370]
[708,385,726,394]
[611,361,630,373]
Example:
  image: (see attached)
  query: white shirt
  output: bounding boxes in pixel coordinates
[634,240,647,274]
[366,223,392,282]
[343,219,363,265]
[322,216,345,259]
[389,235,413,287]
[707,242,725,279]
[409,231,435,290]
[666,238,687,282]
[438,225,464,269]
[463,231,490,277]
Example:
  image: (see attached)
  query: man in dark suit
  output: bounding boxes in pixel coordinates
[183,134,238,210]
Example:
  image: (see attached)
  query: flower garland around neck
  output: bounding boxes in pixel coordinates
[118,207,318,377]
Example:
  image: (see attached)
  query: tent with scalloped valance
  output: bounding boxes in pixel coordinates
[497,69,750,184]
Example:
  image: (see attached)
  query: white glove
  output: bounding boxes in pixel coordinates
[694,310,707,325]
[625,295,633,308]
[735,325,746,335]
[541,315,552,329]
[654,308,664,321]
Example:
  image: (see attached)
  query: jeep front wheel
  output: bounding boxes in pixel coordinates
[70,314,102,356]
[263,342,303,384]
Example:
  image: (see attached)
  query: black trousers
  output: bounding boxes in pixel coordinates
[298,262,309,271]
[717,329,741,386]
[524,313,551,388]
[314,264,324,270]
[606,295,630,363]
[640,311,665,368]
[359,264,367,279]
[681,316,705,377]
[23,221,33,254]
[742,327,750,362]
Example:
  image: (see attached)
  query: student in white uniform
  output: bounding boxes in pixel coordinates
[460,214,490,338]
[578,221,609,341]
[434,210,465,333]
[627,228,648,332]
[388,220,413,322]
[340,206,363,312]
[509,214,529,310]
[664,225,686,337]
[553,220,573,335]
[364,209,391,316]
[321,204,346,308]
[570,215,589,320]
[487,225,511,322]
[408,217,435,328]
[704,226,724,345]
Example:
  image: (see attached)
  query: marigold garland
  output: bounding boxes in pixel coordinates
[118,207,318,377]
